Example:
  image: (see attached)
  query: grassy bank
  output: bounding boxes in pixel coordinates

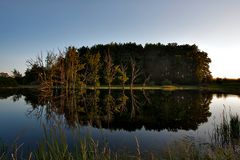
[77,83,240,94]
[1,83,240,93]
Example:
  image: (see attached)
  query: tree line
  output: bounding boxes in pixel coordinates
[1,42,213,88]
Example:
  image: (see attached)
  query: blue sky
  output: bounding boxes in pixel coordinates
[1,0,240,78]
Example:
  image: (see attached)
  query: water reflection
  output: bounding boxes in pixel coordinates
[0,89,213,132]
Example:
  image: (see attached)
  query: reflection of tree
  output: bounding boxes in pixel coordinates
[3,89,213,132]
[83,90,101,126]
[130,90,140,119]
[12,94,22,102]
[103,93,115,125]
[0,88,22,102]
[99,90,212,131]
[0,88,20,99]
[116,92,128,112]
[140,91,212,131]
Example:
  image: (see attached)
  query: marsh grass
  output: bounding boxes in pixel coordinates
[0,139,7,160]
[34,124,115,160]
[2,108,240,159]
[164,140,204,160]
[0,122,153,160]
[33,124,161,160]
[211,109,240,149]
[162,109,240,160]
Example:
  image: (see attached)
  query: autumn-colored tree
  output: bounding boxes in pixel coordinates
[65,47,85,90]
[84,52,101,86]
[54,53,65,87]
[116,63,128,89]
[116,93,128,112]
[104,93,115,122]
[45,51,57,88]
[104,52,118,88]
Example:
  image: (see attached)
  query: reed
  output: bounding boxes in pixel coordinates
[1,109,240,159]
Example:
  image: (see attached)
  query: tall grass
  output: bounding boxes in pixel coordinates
[162,109,240,160]
[2,109,240,159]
[211,110,240,149]
[34,124,115,160]
[0,123,147,160]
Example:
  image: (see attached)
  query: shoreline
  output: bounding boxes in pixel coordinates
[0,84,240,94]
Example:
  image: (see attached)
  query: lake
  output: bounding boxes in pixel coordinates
[0,88,240,155]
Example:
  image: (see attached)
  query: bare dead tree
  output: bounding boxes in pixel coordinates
[130,90,141,119]
[142,89,151,105]
[130,58,142,89]
[143,74,151,87]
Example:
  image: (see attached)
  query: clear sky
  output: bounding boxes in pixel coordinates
[1,0,240,78]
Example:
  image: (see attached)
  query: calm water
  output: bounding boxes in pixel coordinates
[0,89,240,153]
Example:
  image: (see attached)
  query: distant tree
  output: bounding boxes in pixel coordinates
[12,69,22,78]
[12,69,22,85]
[24,61,43,85]
[26,53,46,84]
[0,72,9,78]
[144,43,212,84]
[0,77,18,87]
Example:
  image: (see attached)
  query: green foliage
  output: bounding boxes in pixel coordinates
[23,64,41,85]
[144,43,212,84]
[161,79,172,85]
[12,69,22,78]
[12,69,23,85]
[0,77,18,87]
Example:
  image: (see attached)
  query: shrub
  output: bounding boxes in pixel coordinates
[0,77,18,87]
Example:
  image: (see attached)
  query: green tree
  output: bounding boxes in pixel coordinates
[12,69,22,84]
[12,69,22,78]
[25,54,46,85]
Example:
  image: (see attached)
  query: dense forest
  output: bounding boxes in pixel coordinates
[1,43,213,88]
